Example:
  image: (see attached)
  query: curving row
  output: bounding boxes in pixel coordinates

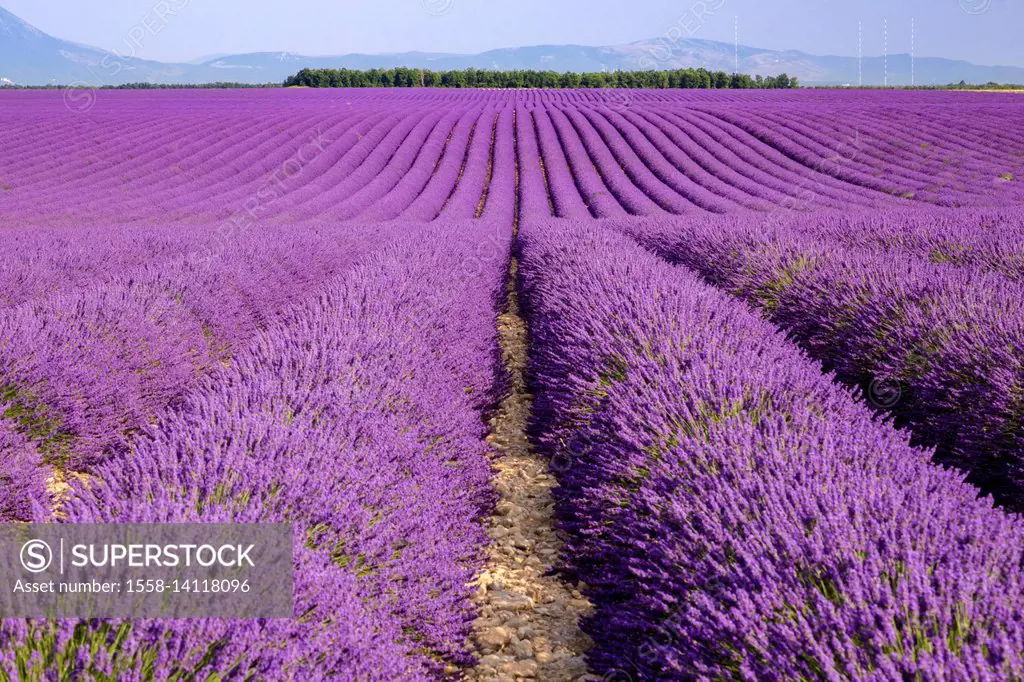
[704,106,1024,206]
[1,220,511,680]
[520,219,1024,681]
[612,210,1024,509]
[0,222,396,521]
[745,206,1024,281]
[2,90,1022,228]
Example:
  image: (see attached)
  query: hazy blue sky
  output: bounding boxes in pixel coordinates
[4,0,1022,66]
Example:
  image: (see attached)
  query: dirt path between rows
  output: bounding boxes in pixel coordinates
[465,258,595,682]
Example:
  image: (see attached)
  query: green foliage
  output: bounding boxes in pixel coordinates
[283,67,801,90]
[0,383,74,465]
[1,621,158,682]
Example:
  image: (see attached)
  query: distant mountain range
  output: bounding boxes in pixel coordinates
[3,6,1024,87]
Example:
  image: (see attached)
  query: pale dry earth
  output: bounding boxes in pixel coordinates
[465,259,596,682]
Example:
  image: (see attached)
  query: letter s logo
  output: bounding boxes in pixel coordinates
[20,540,52,573]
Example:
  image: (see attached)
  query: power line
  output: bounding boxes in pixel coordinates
[858,21,862,86]
[734,15,738,74]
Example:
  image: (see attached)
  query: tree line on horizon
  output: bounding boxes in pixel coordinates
[282,67,800,89]
[4,75,1018,91]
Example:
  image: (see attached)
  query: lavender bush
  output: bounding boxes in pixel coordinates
[614,213,1024,506]
[521,219,1024,680]
[1,220,511,679]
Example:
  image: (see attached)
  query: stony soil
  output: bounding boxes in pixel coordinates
[47,470,90,520]
[465,259,596,682]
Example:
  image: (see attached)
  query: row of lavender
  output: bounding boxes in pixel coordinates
[0,222,393,521]
[704,106,1024,206]
[6,88,1023,111]
[520,219,1024,680]
[3,90,1021,228]
[0,104,513,227]
[613,207,1024,507]
[761,206,1024,280]
[2,221,511,679]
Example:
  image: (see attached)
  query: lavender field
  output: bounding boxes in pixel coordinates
[1,87,1024,681]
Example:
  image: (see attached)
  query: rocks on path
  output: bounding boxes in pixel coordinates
[466,259,597,682]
